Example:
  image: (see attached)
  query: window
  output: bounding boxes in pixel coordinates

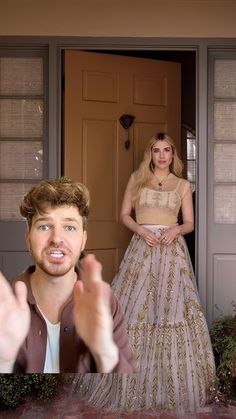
[0,51,48,220]
[182,123,196,191]
[213,59,236,224]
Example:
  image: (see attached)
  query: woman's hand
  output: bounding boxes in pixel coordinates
[160,226,180,246]
[137,226,159,246]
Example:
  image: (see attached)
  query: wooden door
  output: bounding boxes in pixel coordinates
[64,51,181,283]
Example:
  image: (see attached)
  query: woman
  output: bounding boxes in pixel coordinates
[76,132,215,413]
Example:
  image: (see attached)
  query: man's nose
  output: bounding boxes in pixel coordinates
[49,228,63,246]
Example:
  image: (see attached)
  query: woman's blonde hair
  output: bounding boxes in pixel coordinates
[131,132,184,201]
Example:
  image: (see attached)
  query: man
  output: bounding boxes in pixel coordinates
[0,178,135,374]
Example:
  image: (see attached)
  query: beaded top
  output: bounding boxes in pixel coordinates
[134,173,191,226]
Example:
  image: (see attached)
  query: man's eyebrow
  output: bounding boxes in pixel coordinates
[34,216,80,223]
[63,217,81,225]
[34,216,51,224]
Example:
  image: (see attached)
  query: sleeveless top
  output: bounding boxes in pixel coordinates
[134,173,191,226]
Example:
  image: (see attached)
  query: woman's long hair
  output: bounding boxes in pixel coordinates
[131,132,184,201]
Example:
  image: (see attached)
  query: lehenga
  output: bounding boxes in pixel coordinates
[75,174,215,413]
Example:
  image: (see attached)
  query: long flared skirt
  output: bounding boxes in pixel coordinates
[75,226,215,412]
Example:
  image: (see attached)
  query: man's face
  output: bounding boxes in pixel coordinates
[26,205,87,277]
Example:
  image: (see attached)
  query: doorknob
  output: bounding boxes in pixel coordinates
[119,114,135,129]
[119,114,135,150]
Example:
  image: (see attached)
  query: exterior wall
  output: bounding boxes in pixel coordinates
[0,0,236,38]
[0,1,235,322]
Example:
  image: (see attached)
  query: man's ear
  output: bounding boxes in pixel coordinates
[81,230,87,252]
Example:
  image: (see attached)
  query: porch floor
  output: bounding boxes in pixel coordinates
[0,384,236,419]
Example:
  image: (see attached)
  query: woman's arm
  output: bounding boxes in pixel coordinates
[160,187,194,245]
[120,176,158,246]
[176,187,194,235]
[120,176,138,234]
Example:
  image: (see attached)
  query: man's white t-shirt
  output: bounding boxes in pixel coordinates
[37,306,60,373]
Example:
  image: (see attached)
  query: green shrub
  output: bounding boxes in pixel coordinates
[0,373,71,411]
[210,302,236,402]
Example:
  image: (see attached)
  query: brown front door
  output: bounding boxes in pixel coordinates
[64,50,181,283]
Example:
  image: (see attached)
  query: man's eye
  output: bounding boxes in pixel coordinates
[39,225,50,231]
[65,225,76,232]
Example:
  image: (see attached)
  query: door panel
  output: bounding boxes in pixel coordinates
[83,120,117,220]
[213,255,236,319]
[64,51,181,283]
[207,53,236,322]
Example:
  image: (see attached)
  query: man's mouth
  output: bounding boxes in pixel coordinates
[50,250,65,259]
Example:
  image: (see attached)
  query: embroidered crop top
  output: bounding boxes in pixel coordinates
[134,173,191,226]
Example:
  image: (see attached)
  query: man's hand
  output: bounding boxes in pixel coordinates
[73,254,118,373]
[0,272,30,372]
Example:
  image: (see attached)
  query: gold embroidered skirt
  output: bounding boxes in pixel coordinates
[75,226,215,412]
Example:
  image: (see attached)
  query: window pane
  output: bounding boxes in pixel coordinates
[214,185,236,224]
[187,160,196,183]
[214,143,236,182]
[0,57,43,96]
[0,99,43,137]
[214,102,236,140]
[0,183,36,220]
[0,141,43,179]
[214,60,236,98]
[187,137,196,160]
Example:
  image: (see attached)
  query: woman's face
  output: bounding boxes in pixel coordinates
[151,140,174,171]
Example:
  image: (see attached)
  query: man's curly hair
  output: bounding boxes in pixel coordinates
[20,177,90,230]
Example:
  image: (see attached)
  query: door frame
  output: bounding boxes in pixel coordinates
[1,36,236,319]
[58,38,205,306]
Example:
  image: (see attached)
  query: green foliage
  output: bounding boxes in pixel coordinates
[210,302,236,401]
[0,373,69,411]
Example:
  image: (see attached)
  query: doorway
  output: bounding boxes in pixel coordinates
[62,49,196,282]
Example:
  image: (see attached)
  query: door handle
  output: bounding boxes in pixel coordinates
[125,139,130,150]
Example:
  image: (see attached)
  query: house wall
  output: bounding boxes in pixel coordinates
[0,0,235,321]
[0,0,236,38]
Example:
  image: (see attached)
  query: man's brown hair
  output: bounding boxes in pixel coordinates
[20,177,90,230]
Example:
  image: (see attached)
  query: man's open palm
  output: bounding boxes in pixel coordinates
[0,272,30,369]
[73,254,118,372]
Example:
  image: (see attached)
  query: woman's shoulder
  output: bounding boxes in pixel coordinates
[130,170,142,185]
[173,175,192,196]
[129,172,137,186]
[178,176,191,187]
[171,173,189,184]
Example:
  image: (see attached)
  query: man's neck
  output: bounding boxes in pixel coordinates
[30,267,77,323]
